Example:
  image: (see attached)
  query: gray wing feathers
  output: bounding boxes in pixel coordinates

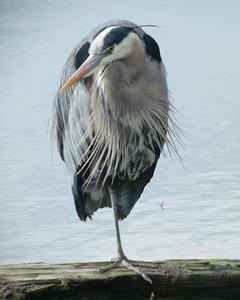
[63,85,91,176]
[52,38,91,176]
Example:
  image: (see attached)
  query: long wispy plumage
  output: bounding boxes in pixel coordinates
[51,20,181,221]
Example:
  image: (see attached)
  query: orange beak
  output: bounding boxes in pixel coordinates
[60,54,102,92]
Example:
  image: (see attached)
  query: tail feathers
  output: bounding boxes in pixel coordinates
[72,178,111,221]
[72,162,157,221]
[115,162,157,220]
[72,183,89,221]
[116,186,141,220]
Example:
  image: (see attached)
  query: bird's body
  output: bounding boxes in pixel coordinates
[52,20,179,282]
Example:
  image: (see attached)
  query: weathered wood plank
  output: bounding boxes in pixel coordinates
[0,260,240,299]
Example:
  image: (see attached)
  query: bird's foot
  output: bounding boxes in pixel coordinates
[127,259,157,268]
[99,256,152,284]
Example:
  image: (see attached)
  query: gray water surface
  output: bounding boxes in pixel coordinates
[0,0,240,264]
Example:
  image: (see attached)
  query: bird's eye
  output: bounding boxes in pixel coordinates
[108,46,114,54]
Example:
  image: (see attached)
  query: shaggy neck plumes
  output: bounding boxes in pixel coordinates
[75,36,180,188]
[92,41,146,128]
[80,53,172,187]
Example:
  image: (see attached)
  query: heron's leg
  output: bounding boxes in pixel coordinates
[110,189,125,259]
[99,189,152,284]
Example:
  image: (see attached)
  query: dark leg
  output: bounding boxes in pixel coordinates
[99,189,152,284]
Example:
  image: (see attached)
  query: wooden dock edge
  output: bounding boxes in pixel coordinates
[0,259,240,299]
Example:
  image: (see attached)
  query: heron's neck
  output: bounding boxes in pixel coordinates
[107,46,145,85]
[90,56,171,165]
[94,48,145,123]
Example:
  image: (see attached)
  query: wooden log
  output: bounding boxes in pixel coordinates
[0,259,240,299]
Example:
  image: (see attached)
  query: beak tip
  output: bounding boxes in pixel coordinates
[59,83,68,93]
[59,87,65,93]
[59,54,100,93]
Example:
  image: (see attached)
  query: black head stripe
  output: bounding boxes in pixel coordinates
[102,27,132,50]
[74,41,92,90]
[143,33,162,63]
[75,41,90,69]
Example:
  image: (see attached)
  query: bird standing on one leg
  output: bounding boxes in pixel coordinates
[51,20,180,283]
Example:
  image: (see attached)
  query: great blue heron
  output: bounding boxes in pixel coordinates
[52,20,180,283]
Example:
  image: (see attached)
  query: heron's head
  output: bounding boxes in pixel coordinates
[60,26,145,91]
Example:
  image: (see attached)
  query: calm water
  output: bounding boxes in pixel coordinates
[0,0,240,265]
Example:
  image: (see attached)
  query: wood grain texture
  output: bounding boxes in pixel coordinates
[0,260,240,299]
